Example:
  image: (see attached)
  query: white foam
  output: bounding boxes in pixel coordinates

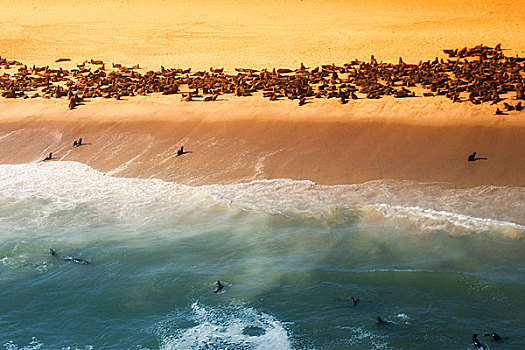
[343,326,390,349]
[3,338,43,350]
[0,162,523,238]
[369,268,435,273]
[204,178,525,238]
[252,149,284,180]
[158,302,291,350]
[361,203,525,238]
[0,162,222,238]
[3,338,96,350]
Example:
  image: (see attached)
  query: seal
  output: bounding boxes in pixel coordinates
[64,257,90,265]
[472,334,483,349]
[214,280,224,293]
[467,152,488,162]
[42,153,53,162]
[484,333,501,341]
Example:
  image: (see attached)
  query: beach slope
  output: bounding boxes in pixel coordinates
[1,97,524,187]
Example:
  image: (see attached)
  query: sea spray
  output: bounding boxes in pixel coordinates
[153,302,291,350]
[1,162,525,349]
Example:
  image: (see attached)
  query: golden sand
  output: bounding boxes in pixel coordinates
[3,0,525,70]
[1,0,525,187]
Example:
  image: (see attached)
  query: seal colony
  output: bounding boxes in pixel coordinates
[1,43,525,188]
[0,44,524,115]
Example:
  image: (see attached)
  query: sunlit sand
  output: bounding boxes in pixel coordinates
[1,0,524,187]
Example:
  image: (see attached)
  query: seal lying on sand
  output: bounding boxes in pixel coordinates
[176,145,193,157]
[42,153,53,161]
[467,152,488,162]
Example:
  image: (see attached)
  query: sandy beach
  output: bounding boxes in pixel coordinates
[3,2,525,349]
[3,0,525,70]
[1,0,525,187]
[1,95,524,187]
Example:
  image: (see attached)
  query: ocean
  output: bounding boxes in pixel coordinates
[0,161,524,349]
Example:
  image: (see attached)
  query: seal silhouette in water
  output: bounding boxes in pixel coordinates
[350,297,360,307]
[214,280,224,293]
[472,334,483,349]
[64,257,90,265]
[484,332,502,341]
[49,249,90,264]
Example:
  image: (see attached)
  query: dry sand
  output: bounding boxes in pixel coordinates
[3,0,525,70]
[1,0,525,187]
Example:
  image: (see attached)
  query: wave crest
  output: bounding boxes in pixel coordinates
[0,162,523,238]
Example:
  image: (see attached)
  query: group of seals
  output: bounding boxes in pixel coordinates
[41,137,86,162]
[343,295,504,347]
[48,249,510,349]
[1,44,524,112]
[41,139,189,164]
[73,138,83,147]
[472,333,503,349]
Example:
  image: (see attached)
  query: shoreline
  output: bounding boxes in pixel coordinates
[1,97,524,188]
[3,0,525,190]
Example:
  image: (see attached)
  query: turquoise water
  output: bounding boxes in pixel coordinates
[1,162,524,349]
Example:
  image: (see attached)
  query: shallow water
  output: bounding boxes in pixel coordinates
[1,162,524,349]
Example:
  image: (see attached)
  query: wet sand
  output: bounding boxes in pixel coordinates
[1,97,524,187]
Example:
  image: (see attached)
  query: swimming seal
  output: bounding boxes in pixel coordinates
[350,297,360,307]
[484,333,501,341]
[214,280,224,293]
[472,334,483,349]
[64,257,90,265]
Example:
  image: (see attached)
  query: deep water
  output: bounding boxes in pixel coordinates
[1,162,524,350]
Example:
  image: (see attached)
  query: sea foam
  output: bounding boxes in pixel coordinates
[0,162,523,238]
[154,302,291,350]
